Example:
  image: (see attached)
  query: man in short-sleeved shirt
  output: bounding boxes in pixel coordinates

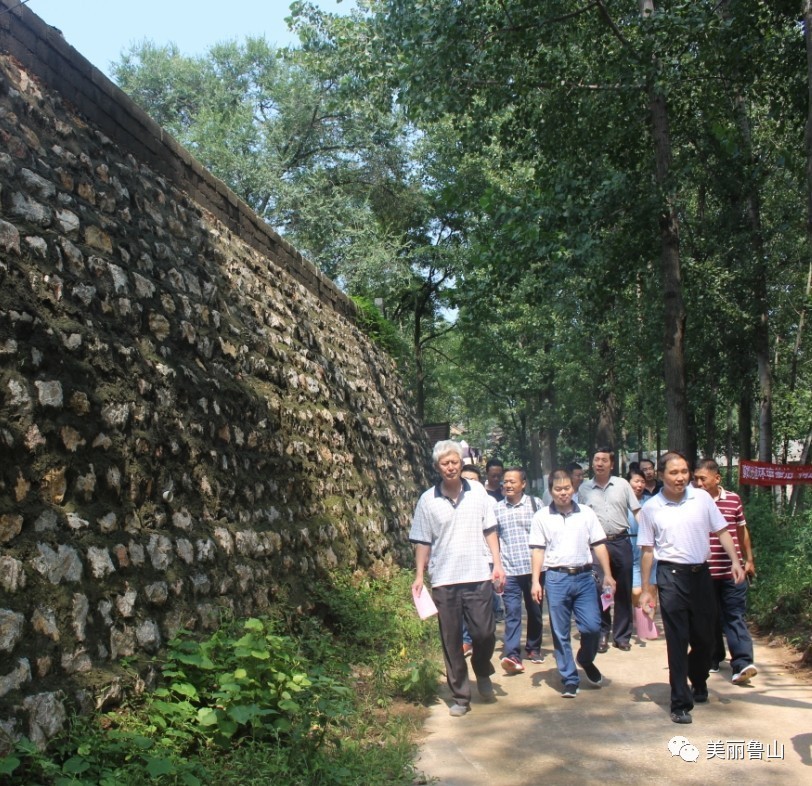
[694,458,757,684]
[578,447,640,651]
[411,441,505,717]
[639,452,745,725]
[496,468,544,673]
[530,468,615,697]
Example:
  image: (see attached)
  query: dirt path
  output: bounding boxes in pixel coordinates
[413,622,812,785]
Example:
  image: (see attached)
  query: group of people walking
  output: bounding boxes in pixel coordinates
[410,441,757,724]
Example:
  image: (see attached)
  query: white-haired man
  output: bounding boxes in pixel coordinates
[411,440,505,716]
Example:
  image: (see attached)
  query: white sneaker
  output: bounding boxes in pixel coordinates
[449,703,470,717]
[731,664,757,684]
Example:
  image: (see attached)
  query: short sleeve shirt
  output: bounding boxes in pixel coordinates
[409,479,497,587]
[709,488,746,579]
[528,502,606,568]
[578,476,641,536]
[637,486,727,564]
[496,494,542,576]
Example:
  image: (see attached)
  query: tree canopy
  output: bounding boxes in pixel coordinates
[112,0,812,485]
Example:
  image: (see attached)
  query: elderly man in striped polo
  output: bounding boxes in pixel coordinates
[410,440,505,717]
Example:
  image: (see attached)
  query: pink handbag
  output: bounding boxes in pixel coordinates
[634,605,659,639]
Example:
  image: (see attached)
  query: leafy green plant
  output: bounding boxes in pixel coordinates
[746,494,812,648]
[0,569,437,785]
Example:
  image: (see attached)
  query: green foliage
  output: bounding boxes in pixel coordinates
[0,570,438,785]
[308,570,442,703]
[349,296,409,362]
[746,495,812,648]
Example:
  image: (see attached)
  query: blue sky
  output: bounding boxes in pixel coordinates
[23,0,354,76]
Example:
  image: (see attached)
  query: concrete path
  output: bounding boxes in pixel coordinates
[414,620,812,785]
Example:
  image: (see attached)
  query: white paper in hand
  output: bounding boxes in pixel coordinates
[412,587,438,619]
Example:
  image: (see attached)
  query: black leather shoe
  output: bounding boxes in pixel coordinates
[692,686,708,703]
[670,709,692,724]
[613,641,631,651]
[597,635,609,654]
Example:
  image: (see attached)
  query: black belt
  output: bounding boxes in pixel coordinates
[658,560,708,574]
[605,532,629,541]
[548,564,593,575]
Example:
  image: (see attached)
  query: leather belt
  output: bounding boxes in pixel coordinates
[547,564,593,575]
[659,560,708,573]
[605,532,629,541]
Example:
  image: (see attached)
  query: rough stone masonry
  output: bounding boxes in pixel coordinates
[0,2,431,748]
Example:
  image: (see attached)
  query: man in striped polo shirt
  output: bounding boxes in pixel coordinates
[639,452,745,724]
[693,458,757,684]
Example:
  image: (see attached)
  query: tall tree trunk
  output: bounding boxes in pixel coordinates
[649,85,690,455]
[596,336,618,448]
[788,0,812,512]
[642,0,689,455]
[734,95,772,463]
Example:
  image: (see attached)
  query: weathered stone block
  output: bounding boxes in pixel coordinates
[87,547,115,578]
[34,380,63,407]
[23,692,67,749]
[0,557,26,593]
[146,534,173,570]
[0,610,25,653]
[0,659,31,699]
[31,543,83,584]
[0,514,23,544]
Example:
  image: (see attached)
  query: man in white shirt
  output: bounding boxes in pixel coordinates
[411,441,505,717]
[530,468,616,698]
[639,452,745,725]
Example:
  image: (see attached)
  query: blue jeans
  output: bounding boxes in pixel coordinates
[502,574,542,659]
[712,578,754,673]
[545,570,601,688]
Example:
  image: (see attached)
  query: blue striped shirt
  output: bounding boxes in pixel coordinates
[496,494,542,576]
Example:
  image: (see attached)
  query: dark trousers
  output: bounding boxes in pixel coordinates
[433,581,496,706]
[712,578,754,673]
[593,537,633,644]
[657,562,716,713]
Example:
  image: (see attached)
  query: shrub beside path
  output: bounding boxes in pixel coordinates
[413,622,812,785]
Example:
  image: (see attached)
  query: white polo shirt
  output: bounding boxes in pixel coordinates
[528,502,606,568]
[637,485,727,564]
[409,479,497,587]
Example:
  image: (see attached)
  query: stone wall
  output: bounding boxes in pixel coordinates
[0,1,431,744]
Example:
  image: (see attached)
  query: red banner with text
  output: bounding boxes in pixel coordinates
[739,459,812,486]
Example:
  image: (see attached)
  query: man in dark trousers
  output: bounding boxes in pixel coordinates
[579,446,640,652]
[411,440,505,717]
[639,452,745,725]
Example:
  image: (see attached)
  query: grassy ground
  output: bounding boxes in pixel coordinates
[0,569,441,786]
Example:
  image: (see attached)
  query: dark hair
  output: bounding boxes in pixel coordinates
[696,457,720,474]
[639,457,655,470]
[657,450,688,473]
[547,468,572,490]
[485,458,504,471]
[461,464,482,481]
[626,467,646,482]
[503,466,527,482]
[593,446,615,460]
[565,461,583,473]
